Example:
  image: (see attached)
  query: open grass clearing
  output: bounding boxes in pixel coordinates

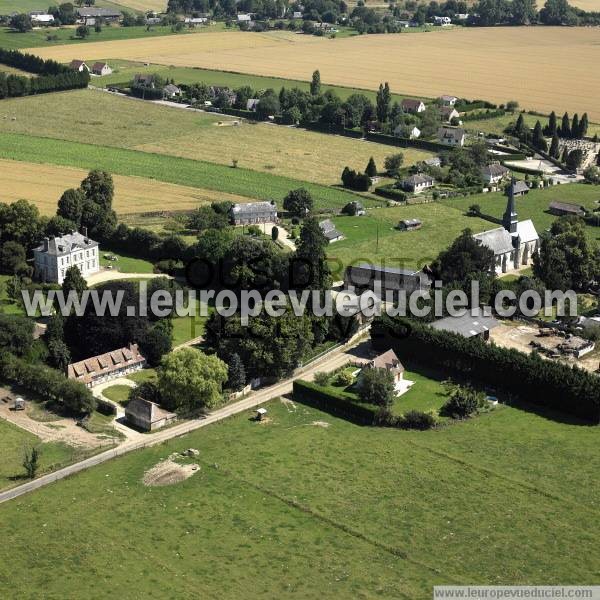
[0,132,374,210]
[0,89,428,185]
[0,274,24,316]
[0,158,253,216]
[98,250,155,273]
[325,203,494,271]
[1,392,600,596]
[101,384,132,405]
[26,27,600,121]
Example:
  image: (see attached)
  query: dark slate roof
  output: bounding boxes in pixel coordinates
[473,227,514,255]
[230,201,277,216]
[481,164,509,178]
[431,308,499,338]
[77,7,122,17]
[549,201,585,215]
[401,98,425,111]
[34,231,98,256]
[508,180,529,195]
[438,126,465,141]
[346,263,432,289]
[403,174,434,186]
[400,218,422,227]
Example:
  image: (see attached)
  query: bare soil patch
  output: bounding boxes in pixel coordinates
[143,458,199,487]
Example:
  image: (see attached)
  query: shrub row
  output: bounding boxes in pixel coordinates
[0,352,96,415]
[371,316,600,423]
[455,100,497,112]
[293,380,378,425]
[366,132,449,153]
[374,184,407,202]
[462,109,506,122]
[0,48,70,76]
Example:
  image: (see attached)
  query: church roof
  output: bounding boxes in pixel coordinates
[515,219,538,243]
[473,227,514,255]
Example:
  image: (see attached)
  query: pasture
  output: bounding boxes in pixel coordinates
[326,203,493,272]
[0,159,252,216]
[0,89,429,185]
[26,27,600,121]
[1,395,600,597]
[0,0,164,15]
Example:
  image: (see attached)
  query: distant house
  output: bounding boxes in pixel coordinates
[394,124,421,139]
[344,200,365,216]
[424,156,442,168]
[344,264,431,295]
[397,218,422,231]
[30,13,54,25]
[480,163,510,185]
[438,126,465,147]
[319,219,344,243]
[292,11,303,18]
[431,307,499,341]
[91,62,112,76]
[401,174,435,194]
[401,98,426,114]
[77,7,122,25]
[69,60,89,73]
[125,398,176,432]
[360,349,405,385]
[237,13,252,21]
[440,106,460,123]
[548,201,585,217]
[185,16,208,25]
[246,98,260,111]
[133,73,156,87]
[434,15,452,25]
[230,201,277,225]
[163,84,181,98]
[507,180,529,197]
[440,95,458,106]
[67,344,146,388]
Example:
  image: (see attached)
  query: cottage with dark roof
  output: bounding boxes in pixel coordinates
[507,180,530,197]
[438,126,465,147]
[401,174,435,194]
[401,98,426,114]
[440,106,460,123]
[361,349,405,384]
[77,7,122,24]
[548,201,586,217]
[67,344,146,388]
[480,163,510,185]
[91,62,112,76]
[397,218,422,231]
[230,201,277,225]
[33,230,99,284]
[69,60,88,73]
[344,263,431,295]
[440,95,458,106]
[319,219,344,243]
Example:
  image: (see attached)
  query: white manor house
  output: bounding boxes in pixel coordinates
[33,230,100,284]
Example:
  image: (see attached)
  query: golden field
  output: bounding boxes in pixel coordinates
[113,0,166,11]
[0,159,249,215]
[27,27,600,121]
[0,90,431,185]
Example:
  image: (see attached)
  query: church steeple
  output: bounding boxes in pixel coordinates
[503,178,518,234]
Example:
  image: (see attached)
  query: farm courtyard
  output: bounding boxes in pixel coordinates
[27,27,600,121]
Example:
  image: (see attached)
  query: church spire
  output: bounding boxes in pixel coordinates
[503,177,518,234]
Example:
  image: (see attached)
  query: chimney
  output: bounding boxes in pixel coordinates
[82,226,88,239]
[43,237,49,252]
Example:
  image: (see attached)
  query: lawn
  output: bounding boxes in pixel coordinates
[0,132,372,210]
[101,384,132,405]
[126,368,156,383]
[0,89,430,185]
[0,274,24,316]
[325,203,493,272]
[99,250,154,273]
[1,394,600,597]
[440,184,600,248]
[0,418,84,491]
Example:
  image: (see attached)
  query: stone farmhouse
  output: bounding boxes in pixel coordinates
[229,201,277,225]
[33,230,99,284]
[67,344,146,388]
[473,183,539,274]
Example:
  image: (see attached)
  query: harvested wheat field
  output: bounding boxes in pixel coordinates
[0,159,250,215]
[28,27,600,120]
[113,0,167,11]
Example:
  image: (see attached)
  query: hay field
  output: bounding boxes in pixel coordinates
[0,90,431,184]
[27,28,600,121]
[0,159,249,215]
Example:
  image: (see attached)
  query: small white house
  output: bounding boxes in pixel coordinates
[440,95,458,106]
[30,13,55,25]
[438,126,465,147]
[401,99,426,114]
[480,163,510,185]
[394,125,421,139]
[237,13,252,21]
[163,84,181,98]
[246,98,260,111]
[69,60,89,73]
[402,174,435,194]
[91,62,112,76]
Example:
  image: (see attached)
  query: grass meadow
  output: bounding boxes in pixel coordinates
[0,89,428,185]
[0,0,165,18]
[27,27,600,121]
[1,395,600,597]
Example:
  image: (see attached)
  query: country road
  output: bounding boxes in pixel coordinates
[0,334,370,505]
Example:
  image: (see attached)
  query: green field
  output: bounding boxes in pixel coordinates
[1,390,600,597]
[99,250,154,273]
[0,89,429,185]
[440,184,600,248]
[0,132,373,210]
[0,274,24,315]
[0,0,161,18]
[0,418,84,490]
[326,203,493,271]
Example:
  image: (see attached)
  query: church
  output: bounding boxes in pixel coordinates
[473,181,539,275]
